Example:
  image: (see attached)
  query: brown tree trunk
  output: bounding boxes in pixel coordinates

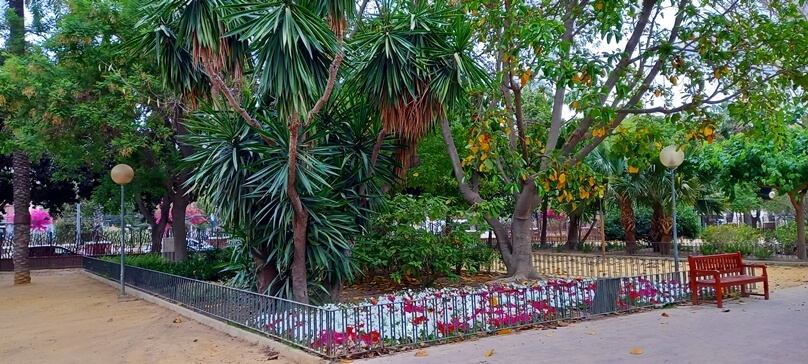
[540,198,549,248]
[565,211,580,250]
[9,0,29,285]
[253,248,279,295]
[136,194,171,253]
[788,191,806,260]
[651,207,664,252]
[12,151,32,285]
[659,215,673,256]
[618,196,637,255]
[287,115,310,303]
[508,182,542,279]
[171,194,190,262]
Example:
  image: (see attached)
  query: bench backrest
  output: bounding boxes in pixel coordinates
[687,252,745,277]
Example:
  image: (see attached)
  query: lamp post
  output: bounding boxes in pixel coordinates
[110,164,134,296]
[659,146,685,275]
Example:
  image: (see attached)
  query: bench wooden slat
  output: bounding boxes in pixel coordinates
[687,252,769,308]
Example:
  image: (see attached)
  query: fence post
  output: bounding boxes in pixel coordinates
[592,278,621,314]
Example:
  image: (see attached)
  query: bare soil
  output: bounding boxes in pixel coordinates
[0,269,294,364]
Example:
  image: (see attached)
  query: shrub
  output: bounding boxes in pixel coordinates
[699,242,719,256]
[700,225,761,256]
[753,246,774,260]
[101,248,235,282]
[353,194,494,287]
[771,221,798,255]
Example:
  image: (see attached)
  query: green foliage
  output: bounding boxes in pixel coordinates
[100,248,235,281]
[764,221,798,255]
[675,206,702,239]
[182,101,397,299]
[699,242,719,256]
[702,225,760,245]
[352,194,494,287]
[604,206,700,241]
[752,246,774,260]
[700,225,761,256]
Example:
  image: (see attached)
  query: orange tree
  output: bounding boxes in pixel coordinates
[433,0,808,279]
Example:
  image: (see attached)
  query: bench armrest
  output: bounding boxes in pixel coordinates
[742,264,768,276]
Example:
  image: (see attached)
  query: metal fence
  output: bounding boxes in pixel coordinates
[527,239,804,261]
[490,252,682,279]
[84,257,700,359]
[83,257,337,357]
[1,230,231,259]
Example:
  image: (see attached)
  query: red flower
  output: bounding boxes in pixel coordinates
[412,316,428,325]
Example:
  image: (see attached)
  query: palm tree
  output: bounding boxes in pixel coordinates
[6,0,32,285]
[587,144,646,254]
[642,164,707,255]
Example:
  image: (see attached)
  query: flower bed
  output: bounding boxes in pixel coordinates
[254,276,689,357]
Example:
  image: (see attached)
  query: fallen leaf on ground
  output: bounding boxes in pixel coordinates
[339,360,353,363]
[485,349,495,357]
[587,330,597,335]
[546,333,553,337]
[630,348,644,355]
[738,301,746,305]
[173,317,183,324]
[414,351,429,357]
[497,329,512,335]
[661,312,669,317]
[722,309,731,313]
[557,321,570,327]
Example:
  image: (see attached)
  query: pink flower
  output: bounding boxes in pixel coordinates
[5,208,52,231]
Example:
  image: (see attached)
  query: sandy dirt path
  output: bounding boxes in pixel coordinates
[0,270,294,364]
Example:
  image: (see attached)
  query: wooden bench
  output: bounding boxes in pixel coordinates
[687,252,769,308]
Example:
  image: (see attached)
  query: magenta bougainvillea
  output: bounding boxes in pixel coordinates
[5,208,54,231]
[154,202,209,229]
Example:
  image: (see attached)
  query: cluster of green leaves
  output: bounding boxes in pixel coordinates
[700,225,761,256]
[352,194,494,287]
[763,222,799,256]
[100,248,235,282]
[604,206,701,241]
[182,102,397,298]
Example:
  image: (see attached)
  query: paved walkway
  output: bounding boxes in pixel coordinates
[360,284,808,364]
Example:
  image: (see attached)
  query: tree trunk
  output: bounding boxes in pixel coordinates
[171,195,190,262]
[565,211,580,250]
[659,215,673,256]
[135,194,171,253]
[9,0,29,285]
[788,191,806,260]
[618,195,638,255]
[651,206,663,252]
[253,248,279,295]
[287,115,310,304]
[540,198,549,248]
[12,151,32,285]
